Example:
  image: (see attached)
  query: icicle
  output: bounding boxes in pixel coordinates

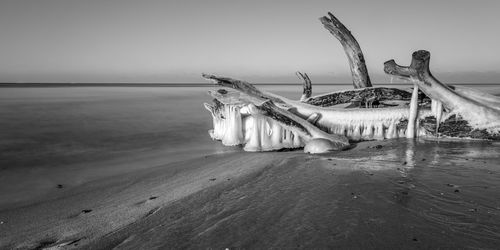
[337,125,346,136]
[293,131,302,146]
[362,123,374,140]
[386,122,396,139]
[316,106,436,141]
[242,114,304,151]
[373,123,385,140]
[243,115,261,151]
[407,85,419,138]
[350,123,362,141]
[283,129,293,147]
[204,102,226,141]
[398,127,406,138]
[212,117,226,140]
[435,100,443,135]
[221,105,244,146]
[259,120,273,150]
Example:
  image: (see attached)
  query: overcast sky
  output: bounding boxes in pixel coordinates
[1,0,499,83]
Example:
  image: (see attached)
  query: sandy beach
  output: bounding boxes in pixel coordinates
[1,139,500,249]
[1,87,500,249]
[0,148,278,249]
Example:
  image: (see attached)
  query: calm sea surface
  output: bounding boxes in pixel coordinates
[0,87,217,169]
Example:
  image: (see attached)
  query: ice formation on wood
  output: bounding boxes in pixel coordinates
[301,106,435,141]
[203,49,500,154]
[385,50,500,136]
[204,70,500,153]
[406,85,420,139]
[431,99,443,134]
[204,88,350,153]
[242,114,304,151]
[203,74,443,143]
[201,11,500,154]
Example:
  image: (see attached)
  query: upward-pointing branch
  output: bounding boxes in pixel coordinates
[296,71,312,102]
[320,12,372,89]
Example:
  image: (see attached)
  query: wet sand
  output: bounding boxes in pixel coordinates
[1,86,500,249]
[87,140,500,250]
[1,140,499,249]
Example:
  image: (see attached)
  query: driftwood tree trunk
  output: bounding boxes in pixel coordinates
[384,50,489,109]
[384,50,500,140]
[302,87,420,107]
[296,71,312,101]
[320,12,372,89]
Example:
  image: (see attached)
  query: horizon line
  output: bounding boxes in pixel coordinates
[1,82,499,88]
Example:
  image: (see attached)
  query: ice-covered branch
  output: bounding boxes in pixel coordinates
[384,50,500,134]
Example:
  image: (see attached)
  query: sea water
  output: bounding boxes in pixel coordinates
[0,85,499,248]
[0,86,229,208]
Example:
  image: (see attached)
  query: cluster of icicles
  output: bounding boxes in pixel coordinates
[206,102,304,151]
[316,107,428,140]
[205,99,444,152]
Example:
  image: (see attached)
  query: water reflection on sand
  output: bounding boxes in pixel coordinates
[86,138,500,249]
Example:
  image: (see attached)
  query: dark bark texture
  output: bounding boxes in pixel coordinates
[320,12,372,89]
[296,72,312,101]
[420,115,500,140]
[304,87,416,107]
[384,50,500,140]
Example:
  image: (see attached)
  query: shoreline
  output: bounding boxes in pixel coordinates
[1,140,500,249]
[1,83,499,88]
[0,146,285,249]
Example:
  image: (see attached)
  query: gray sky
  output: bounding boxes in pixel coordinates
[1,0,499,83]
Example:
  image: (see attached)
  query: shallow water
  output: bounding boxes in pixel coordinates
[0,87,231,208]
[1,85,500,248]
[0,87,214,168]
